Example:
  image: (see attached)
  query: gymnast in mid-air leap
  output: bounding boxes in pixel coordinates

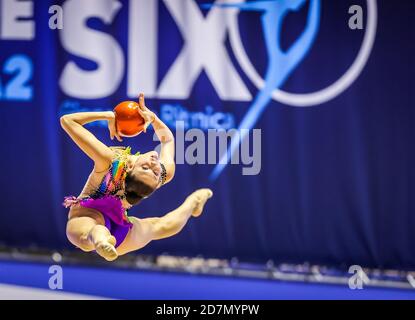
[61,93,213,261]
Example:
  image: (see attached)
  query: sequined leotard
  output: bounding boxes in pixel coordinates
[63,147,138,247]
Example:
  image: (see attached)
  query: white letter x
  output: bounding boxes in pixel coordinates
[158,0,251,101]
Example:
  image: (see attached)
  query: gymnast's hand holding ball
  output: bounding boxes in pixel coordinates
[108,93,154,141]
[61,92,213,261]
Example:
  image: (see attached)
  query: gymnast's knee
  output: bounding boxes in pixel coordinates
[65,224,95,252]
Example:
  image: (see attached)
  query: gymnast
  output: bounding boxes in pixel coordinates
[61,93,213,261]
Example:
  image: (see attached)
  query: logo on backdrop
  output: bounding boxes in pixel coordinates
[210,0,322,179]
[209,0,377,179]
[55,0,377,178]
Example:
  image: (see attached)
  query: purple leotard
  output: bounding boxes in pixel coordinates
[63,147,135,247]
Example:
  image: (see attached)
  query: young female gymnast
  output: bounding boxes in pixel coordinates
[61,93,213,261]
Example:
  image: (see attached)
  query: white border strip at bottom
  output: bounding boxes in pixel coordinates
[0,284,108,300]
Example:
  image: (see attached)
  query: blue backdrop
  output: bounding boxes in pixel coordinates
[0,0,414,270]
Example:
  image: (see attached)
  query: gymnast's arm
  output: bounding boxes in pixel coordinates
[60,111,117,172]
[138,93,175,184]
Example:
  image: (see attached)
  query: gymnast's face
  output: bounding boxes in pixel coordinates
[129,151,162,189]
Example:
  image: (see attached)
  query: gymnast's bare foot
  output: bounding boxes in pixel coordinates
[95,235,118,261]
[184,188,213,217]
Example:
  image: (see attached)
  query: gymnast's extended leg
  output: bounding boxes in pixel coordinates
[116,189,213,255]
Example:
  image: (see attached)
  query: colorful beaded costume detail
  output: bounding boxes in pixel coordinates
[63,146,140,247]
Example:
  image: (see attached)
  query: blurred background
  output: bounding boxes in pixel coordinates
[0,0,414,299]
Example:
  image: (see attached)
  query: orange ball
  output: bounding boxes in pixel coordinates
[113,101,145,137]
